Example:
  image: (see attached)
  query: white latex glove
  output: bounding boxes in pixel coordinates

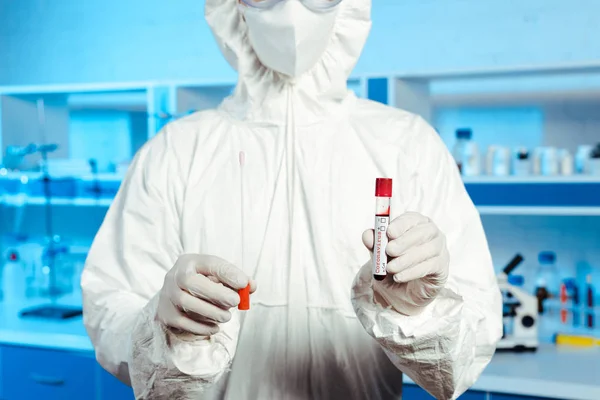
[156,254,257,336]
[362,212,449,316]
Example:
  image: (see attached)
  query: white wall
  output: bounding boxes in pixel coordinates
[543,101,600,151]
[69,110,132,172]
[1,0,600,85]
[0,0,233,85]
[434,106,544,153]
[363,0,600,75]
[0,95,69,164]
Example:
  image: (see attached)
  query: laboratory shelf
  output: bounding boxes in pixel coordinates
[0,172,122,205]
[1,195,113,207]
[477,206,600,216]
[464,176,600,210]
[428,71,600,106]
[463,176,600,184]
[2,175,600,215]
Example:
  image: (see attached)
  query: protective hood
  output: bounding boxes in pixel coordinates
[83,2,501,398]
[205,0,372,124]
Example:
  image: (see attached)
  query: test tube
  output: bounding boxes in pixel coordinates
[238,151,250,311]
[560,283,568,324]
[586,275,594,329]
[567,279,581,327]
[373,178,392,281]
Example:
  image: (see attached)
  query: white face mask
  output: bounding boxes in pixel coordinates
[241,1,339,78]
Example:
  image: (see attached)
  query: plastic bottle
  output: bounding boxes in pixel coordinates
[534,251,559,315]
[532,148,543,176]
[512,148,531,176]
[541,148,559,176]
[1,249,28,303]
[486,146,498,176]
[492,147,510,176]
[586,275,595,329]
[452,129,480,176]
[575,145,592,175]
[590,144,600,176]
[559,149,574,176]
[464,144,480,177]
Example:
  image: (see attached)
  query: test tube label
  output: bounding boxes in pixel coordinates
[373,216,390,277]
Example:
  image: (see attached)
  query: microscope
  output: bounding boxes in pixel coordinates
[496,254,539,352]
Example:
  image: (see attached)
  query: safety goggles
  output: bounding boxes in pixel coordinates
[240,0,343,12]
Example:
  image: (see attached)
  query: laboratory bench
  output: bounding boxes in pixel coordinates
[0,300,597,400]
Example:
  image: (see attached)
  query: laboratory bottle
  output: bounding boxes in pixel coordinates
[492,147,510,176]
[485,146,498,175]
[512,148,531,176]
[41,245,75,297]
[541,147,559,176]
[463,142,480,176]
[55,246,75,296]
[1,249,27,303]
[22,242,45,298]
[559,149,574,176]
[531,148,543,176]
[575,145,592,174]
[452,128,477,175]
[534,251,559,315]
[586,275,595,329]
[590,144,600,176]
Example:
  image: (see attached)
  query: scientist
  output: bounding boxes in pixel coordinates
[81,0,502,399]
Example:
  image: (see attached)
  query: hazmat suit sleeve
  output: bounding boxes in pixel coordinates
[351,116,503,400]
[81,126,239,398]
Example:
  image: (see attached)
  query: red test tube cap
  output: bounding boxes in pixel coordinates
[238,284,251,311]
[375,178,393,197]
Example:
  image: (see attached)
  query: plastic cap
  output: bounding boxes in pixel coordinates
[375,178,393,197]
[516,147,530,160]
[456,128,472,140]
[563,278,577,289]
[538,251,556,264]
[8,251,18,262]
[238,284,250,311]
[591,143,600,159]
[508,275,524,287]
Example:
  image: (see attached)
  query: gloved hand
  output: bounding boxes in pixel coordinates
[362,212,449,316]
[156,254,256,336]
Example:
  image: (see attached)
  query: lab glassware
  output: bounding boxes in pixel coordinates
[492,147,510,176]
[512,148,531,176]
[541,148,559,176]
[575,145,593,174]
[559,149,574,176]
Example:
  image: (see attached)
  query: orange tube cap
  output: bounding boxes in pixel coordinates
[238,284,251,311]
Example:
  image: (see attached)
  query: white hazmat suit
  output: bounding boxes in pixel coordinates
[81,0,502,399]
